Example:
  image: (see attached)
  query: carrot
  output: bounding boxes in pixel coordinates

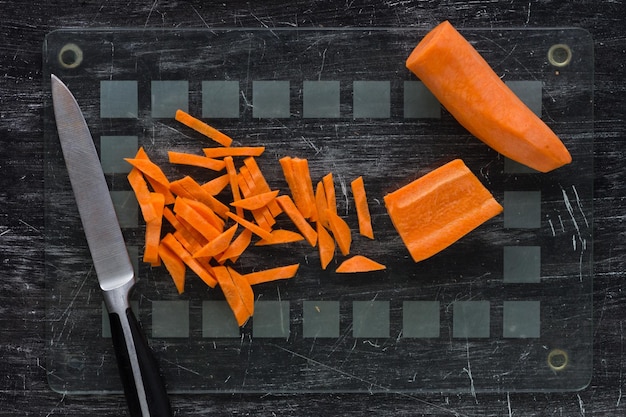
[175,109,233,147]
[230,190,279,211]
[243,264,300,286]
[127,167,158,222]
[322,173,337,215]
[214,266,254,326]
[383,159,503,262]
[224,156,244,217]
[193,224,238,259]
[317,222,335,270]
[203,147,265,158]
[168,151,226,171]
[135,148,175,204]
[406,21,571,173]
[315,181,330,229]
[181,197,225,232]
[201,174,230,195]
[243,157,282,217]
[335,255,386,273]
[276,195,318,247]
[143,192,165,265]
[158,243,186,294]
[161,233,217,288]
[326,209,351,256]
[217,228,252,264]
[173,197,221,241]
[226,212,274,241]
[124,157,170,188]
[279,157,316,220]
[255,229,304,246]
[169,175,230,218]
[350,176,374,239]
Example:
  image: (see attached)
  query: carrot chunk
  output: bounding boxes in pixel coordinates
[175,109,233,147]
[243,264,300,286]
[168,151,226,171]
[350,176,374,239]
[406,21,571,172]
[193,224,238,259]
[383,159,503,262]
[335,255,386,273]
[276,195,318,247]
[201,174,230,195]
[217,228,252,264]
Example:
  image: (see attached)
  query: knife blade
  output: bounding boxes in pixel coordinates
[51,74,172,417]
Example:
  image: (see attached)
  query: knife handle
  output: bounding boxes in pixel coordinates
[109,308,173,417]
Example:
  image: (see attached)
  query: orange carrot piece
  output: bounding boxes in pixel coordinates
[322,173,337,215]
[214,266,253,326]
[124,157,170,188]
[168,151,226,171]
[230,190,279,211]
[406,21,570,172]
[276,195,318,247]
[175,109,233,147]
[350,176,374,239]
[217,228,252,264]
[317,222,335,270]
[224,156,244,217]
[315,181,330,229]
[193,224,238,259]
[243,264,300,286]
[243,157,282,217]
[158,243,186,294]
[293,158,317,221]
[279,156,303,212]
[326,209,351,256]
[203,147,265,158]
[135,148,175,204]
[143,192,165,265]
[383,159,503,262]
[169,175,230,218]
[226,212,273,241]
[127,167,158,222]
[181,197,225,232]
[335,255,386,273]
[173,197,221,241]
[255,229,304,246]
[161,233,217,288]
[201,174,230,196]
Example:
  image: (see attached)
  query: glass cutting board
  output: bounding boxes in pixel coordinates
[43,27,593,394]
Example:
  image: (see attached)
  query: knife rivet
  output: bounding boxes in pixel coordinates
[58,43,83,69]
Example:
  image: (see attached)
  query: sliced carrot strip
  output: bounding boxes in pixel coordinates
[317,222,335,270]
[326,209,351,256]
[224,156,243,217]
[175,109,233,147]
[201,174,230,196]
[214,266,253,326]
[169,175,230,218]
[127,167,157,223]
[161,233,217,288]
[168,151,226,171]
[335,255,386,273]
[315,181,330,229]
[230,190,279,211]
[203,147,265,158]
[406,21,570,172]
[181,197,225,232]
[217,228,252,264]
[135,148,175,204]
[350,176,374,239]
[124,157,170,188]
[276,195,318,247]
[293,158,317,221]
[226,212,273,241]
[158,243,186,294]
[383,159,503,262]
[193,224,238,259]
[143,192,165,265]
[243,157,282,217]
[173,197,221,241]
[243,264,300,286]
[322,173,337,215]
[255,229,304,246]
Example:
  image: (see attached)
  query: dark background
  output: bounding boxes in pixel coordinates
[1,1,624,415]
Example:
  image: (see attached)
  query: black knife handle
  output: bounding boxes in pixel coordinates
[109,308,173,417]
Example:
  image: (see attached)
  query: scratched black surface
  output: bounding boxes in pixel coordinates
[1,1,625,415]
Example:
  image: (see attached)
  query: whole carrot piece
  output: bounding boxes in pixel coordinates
[406,21,571,173]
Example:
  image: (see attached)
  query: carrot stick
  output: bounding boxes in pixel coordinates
[173,197,221,241]
[243,264,300,286]
[135,148,175,204]
[217,228,252,264]
[383,159,503,262]
[203,147,265,158]
[175,109,233,147]
[255,229,304,246]
[315,181,330,229]
[224,156,244,217]
[350,176,374,239]
[201,174,230,196]
[193,224,238,259]
[143,192,165,265]
[226,212,273,241]
[127,167,158,223]
[326,209,351,256]
[243,157,282,217]
[168,151,226,171]
[161,233,217,288]
[322,173,337,215]
[230,190,279,211]
[158,243,186,294]
[124,157,170,188]
[276,195,318,247]
[293,158,317,221]
[335,255,386,273]
[169,175,230,218]
[214,266,253,326]
[317,222,335,270]
[406,21,571,173]
[181,197,225,232]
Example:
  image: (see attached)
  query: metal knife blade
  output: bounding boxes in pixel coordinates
[51,74,172,417]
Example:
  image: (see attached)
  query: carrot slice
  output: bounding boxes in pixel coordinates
[173,197,221,241]
[201,174,230,196]
[315,181,330,229]
[158,243,186,294]
[193,224,238,259]
[203,147,265,158]
[276,195,318,247]
[143,192,165,265]
[169,175,230,218]
[127,167,157,223]
[124,157,170,188]
[175,109,233,147]
[161,233,217,288]
[217,228,252,264]
[168,151,226,171]
[350,176,374,239]
[243,264,300,286]
[326,209,351,256]
[214,266,253,326]
[293,158,317,221]
[406,21,570,173]
[243,157,282,217]
[226,212,273,241]
[335,255,386,273]
[230,190,279,211]
[224,156,244,217]
[135,148,175,204]
[317,222,335,270]
[181,197,225,232]
[322,173,337,215]
[383,159,503,262]
[255,229,304,246]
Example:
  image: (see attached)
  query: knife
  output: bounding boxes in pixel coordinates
[51,74,172,417]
